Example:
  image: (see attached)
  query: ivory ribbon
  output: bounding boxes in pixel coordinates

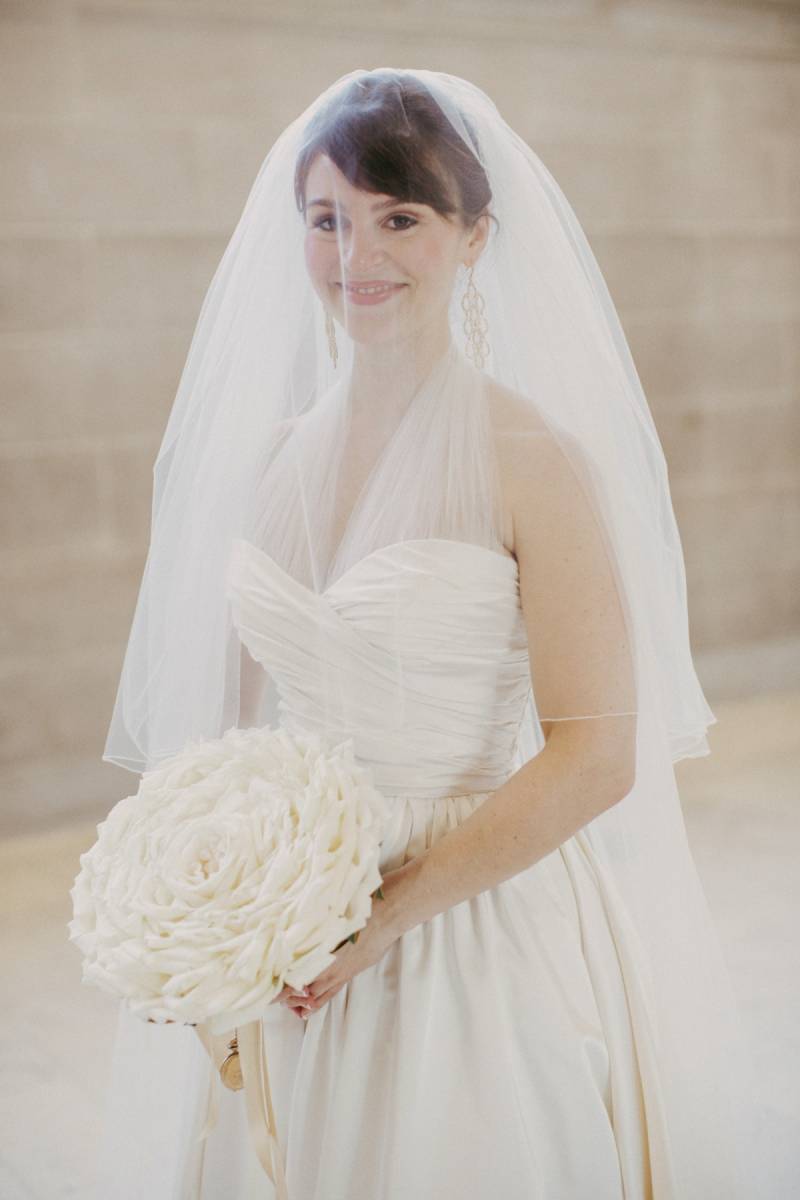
[194,1018,289,1200]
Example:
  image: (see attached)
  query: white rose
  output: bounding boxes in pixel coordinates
[68,726,390,1034]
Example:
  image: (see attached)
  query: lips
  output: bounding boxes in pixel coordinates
[334,280,407,306]
[336,281,405,293]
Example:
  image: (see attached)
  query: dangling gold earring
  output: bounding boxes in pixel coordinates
[325,309,338,369]
[461,264,489,369]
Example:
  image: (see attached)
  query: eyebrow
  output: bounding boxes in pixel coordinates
[306,196,411,211]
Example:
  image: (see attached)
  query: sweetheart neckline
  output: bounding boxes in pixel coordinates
[231,535,519,598]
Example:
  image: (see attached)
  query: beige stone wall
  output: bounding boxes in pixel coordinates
[2,0,799,831]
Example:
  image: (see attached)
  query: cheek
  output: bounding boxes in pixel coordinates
[304,236,335,288]
[402,231,451,289]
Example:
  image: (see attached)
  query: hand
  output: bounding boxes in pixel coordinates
[276,871,402,1020]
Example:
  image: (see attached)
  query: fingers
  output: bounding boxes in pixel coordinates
[315,980,345,1006]
[288,992,314,1018]
[280,983,330,1020]
[275,983,309,1004]
[280,985,311,1006]
[294,980,343,1015]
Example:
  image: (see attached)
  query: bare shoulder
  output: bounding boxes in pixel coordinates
[483,377,550,439]
[482,377,570,531]
[483,377,568,480]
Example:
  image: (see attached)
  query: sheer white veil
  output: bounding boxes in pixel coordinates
[93,68,762,1198]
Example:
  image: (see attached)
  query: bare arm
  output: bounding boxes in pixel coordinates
[380,430,638,941]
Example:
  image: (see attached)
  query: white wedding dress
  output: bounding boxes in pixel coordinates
[187,534,652,1199]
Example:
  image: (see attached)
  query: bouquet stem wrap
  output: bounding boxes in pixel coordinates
[195,1020,289,1199]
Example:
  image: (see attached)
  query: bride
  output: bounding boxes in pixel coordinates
[95,68,763,1199]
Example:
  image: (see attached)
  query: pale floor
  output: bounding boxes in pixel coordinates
[0,690,797,1199]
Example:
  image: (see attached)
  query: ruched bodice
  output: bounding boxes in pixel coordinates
[225,537,532,798]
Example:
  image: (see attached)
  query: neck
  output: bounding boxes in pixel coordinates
[347,321,454,420]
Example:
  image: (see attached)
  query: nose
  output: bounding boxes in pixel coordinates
[339,224,385,274]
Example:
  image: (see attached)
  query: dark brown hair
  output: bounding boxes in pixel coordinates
[294,70,496,234]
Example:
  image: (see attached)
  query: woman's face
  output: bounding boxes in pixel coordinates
[303,153,487,347]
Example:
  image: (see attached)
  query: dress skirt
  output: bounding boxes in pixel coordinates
[193,789,652,1200]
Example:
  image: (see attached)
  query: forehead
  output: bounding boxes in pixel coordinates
[304,154,410,210]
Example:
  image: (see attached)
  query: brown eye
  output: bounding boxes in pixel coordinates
[388,214,417,230]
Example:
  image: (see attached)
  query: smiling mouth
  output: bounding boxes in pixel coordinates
[335,282,406,296]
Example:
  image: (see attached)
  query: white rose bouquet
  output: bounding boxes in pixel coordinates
[67,723,391,1197]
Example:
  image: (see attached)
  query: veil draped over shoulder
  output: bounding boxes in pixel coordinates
[95,68,762,1198]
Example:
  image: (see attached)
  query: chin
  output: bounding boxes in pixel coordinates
[333,306,417,343]
[345,323,414,350]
